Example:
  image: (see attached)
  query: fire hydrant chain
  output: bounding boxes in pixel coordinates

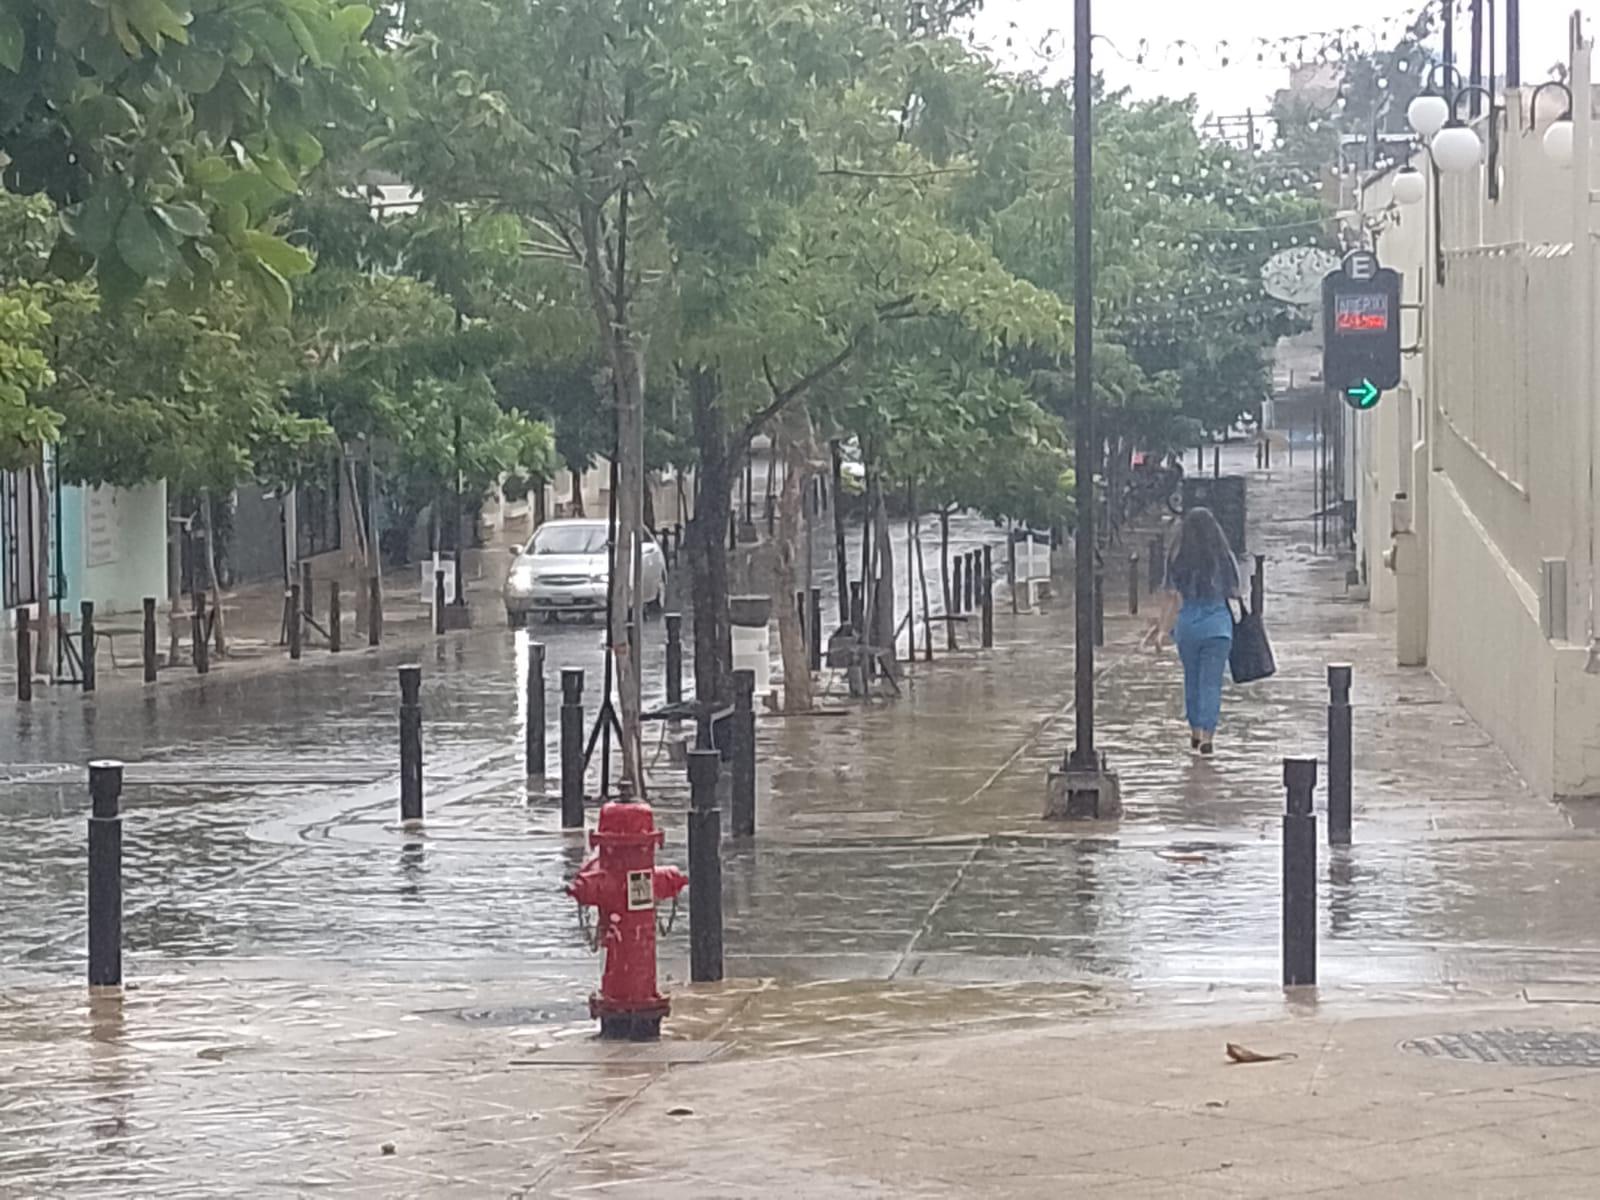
[656,893,680,937]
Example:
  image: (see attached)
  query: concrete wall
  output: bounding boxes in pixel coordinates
[57,482,169,618]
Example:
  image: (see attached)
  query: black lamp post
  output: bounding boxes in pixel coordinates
[1049,0,1122,820]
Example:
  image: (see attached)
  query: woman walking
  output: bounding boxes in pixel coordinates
[1146,507,1240,756]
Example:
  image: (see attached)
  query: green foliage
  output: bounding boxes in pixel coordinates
[0,0,386,303]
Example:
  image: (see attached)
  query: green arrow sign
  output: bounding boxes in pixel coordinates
[1345,379,1381,410]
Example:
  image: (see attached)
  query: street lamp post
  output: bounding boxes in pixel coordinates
[1047,0,1122,821]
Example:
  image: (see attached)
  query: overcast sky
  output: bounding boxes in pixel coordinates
[970,1,1586,122]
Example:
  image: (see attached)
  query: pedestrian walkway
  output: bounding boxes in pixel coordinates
[3,447,1598,1196]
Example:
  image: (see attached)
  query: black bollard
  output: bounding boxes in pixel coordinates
[665,614,684,705]
[964,551,977,612]
[433,569,446,636]
[1282,757,1318,987]
[1256,441,1264,469]
[399,665,423,823]
[1328,665,1353,847]
[1196,444,1203,472]
[81,601,97,694]
[15,609,30,702]
[300,561,314,620]
[809,586,823,673]
[142,597,157,684]
[731,668,756,838]
[1007,536,1019,615]
[288,584,303,661]
[687,749,724,983]
[951,556,964,616]
[368,574,383,647]
[1148,534,1165,593]
[526,641,547,777]
[1093,571,1104,647]
[560,668,585,829]
[981,546,995,649]
[1213,445,1221,478]
[1129,554,1140,616]
[849,580,865,632]
[87,760,124,988]
[193,590,210,675]
[329,583,342,653]
[1252,554,1266,616]
[1264,438,1273,469]
[795,590,806,654]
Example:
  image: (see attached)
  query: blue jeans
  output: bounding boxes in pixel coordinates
[1177,632,1231,734]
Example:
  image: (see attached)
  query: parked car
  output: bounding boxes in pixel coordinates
[504,519,666,625]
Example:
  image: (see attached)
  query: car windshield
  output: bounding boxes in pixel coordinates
[529,525,608,556]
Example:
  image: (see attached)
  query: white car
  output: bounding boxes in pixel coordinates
[504,519,666,625]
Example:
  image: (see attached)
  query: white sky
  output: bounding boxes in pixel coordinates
[971,1,1586,122]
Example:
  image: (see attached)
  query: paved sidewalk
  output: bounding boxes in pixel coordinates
[543,994,1600,1198]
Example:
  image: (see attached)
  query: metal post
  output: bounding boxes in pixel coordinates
[665,613,684,704]
[1128,554,1140,616]
[849,580,864,632]
[1093,571,1104,647]
[981,546,994,649]
[288,584,302,660]
[15,609,30,702]
[1148,535,1164,593]
[964,551,976,612]
[368,574,383,647]
[87,760,123,988]
[1264,437,1272,469]
[731,668,756,838]
[329,583,342,653]
[527,641,547,777]
[808,585,823,672]
[1252,554,1266,616]
[80,601,96,693]
[193,590,209,675]
[433,569,446,635]
[1328,665,1353,847]
[951,556,964,616]
[1068,0,1099,775]
[142,597,157,684]
[560,668,585,829]
[1508,0,1521,88]
[1213,445,1221,478]
[687,749,724,983]
[300,561,313,620]
[1008,535,1019,615]
[399,665,423,823]
[1282,757,1318,988]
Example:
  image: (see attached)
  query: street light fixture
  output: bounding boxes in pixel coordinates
[1407,65,1463,138]
[1392,166,1427,206]
[1431,121,1484,173]
[1528,80,1576,166]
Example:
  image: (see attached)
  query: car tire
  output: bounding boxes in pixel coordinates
[507,610,527,629]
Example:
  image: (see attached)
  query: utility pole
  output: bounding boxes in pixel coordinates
[1508,0,1521,88]
[1048,0,1122,821]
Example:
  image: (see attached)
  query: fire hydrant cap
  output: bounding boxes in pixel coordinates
[590,800,666,849]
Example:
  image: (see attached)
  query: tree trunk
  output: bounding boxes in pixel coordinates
[687,369,735,707]
[773,412,815,714]
[201,490,226,658]
[569,470,584,518]
[30,456,51,677]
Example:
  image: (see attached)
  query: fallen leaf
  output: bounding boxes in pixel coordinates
[666,1106,694,1117]
[1225,1043,1297,1064]
[380,1143,396,1156]
[1157,851,1209,864]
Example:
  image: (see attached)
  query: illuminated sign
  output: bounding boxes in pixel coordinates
[1335,294,1389,333]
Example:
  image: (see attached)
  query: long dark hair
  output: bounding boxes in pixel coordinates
[1167,507,1238,602]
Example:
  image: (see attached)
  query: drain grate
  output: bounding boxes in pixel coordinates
[425,1003,590,1028]
[1400,1028,1600,1068]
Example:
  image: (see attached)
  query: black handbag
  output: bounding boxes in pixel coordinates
[1229,598,1276,684]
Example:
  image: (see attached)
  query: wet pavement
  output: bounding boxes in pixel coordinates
[4,446,1599,1194]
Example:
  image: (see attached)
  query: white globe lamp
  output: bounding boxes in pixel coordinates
[1431,123,1483,173]
[1407,92,1451,138]
[1392,166,1427,205]
[1544,118,1575,166]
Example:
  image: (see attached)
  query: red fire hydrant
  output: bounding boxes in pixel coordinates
[568,800,689,1040]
